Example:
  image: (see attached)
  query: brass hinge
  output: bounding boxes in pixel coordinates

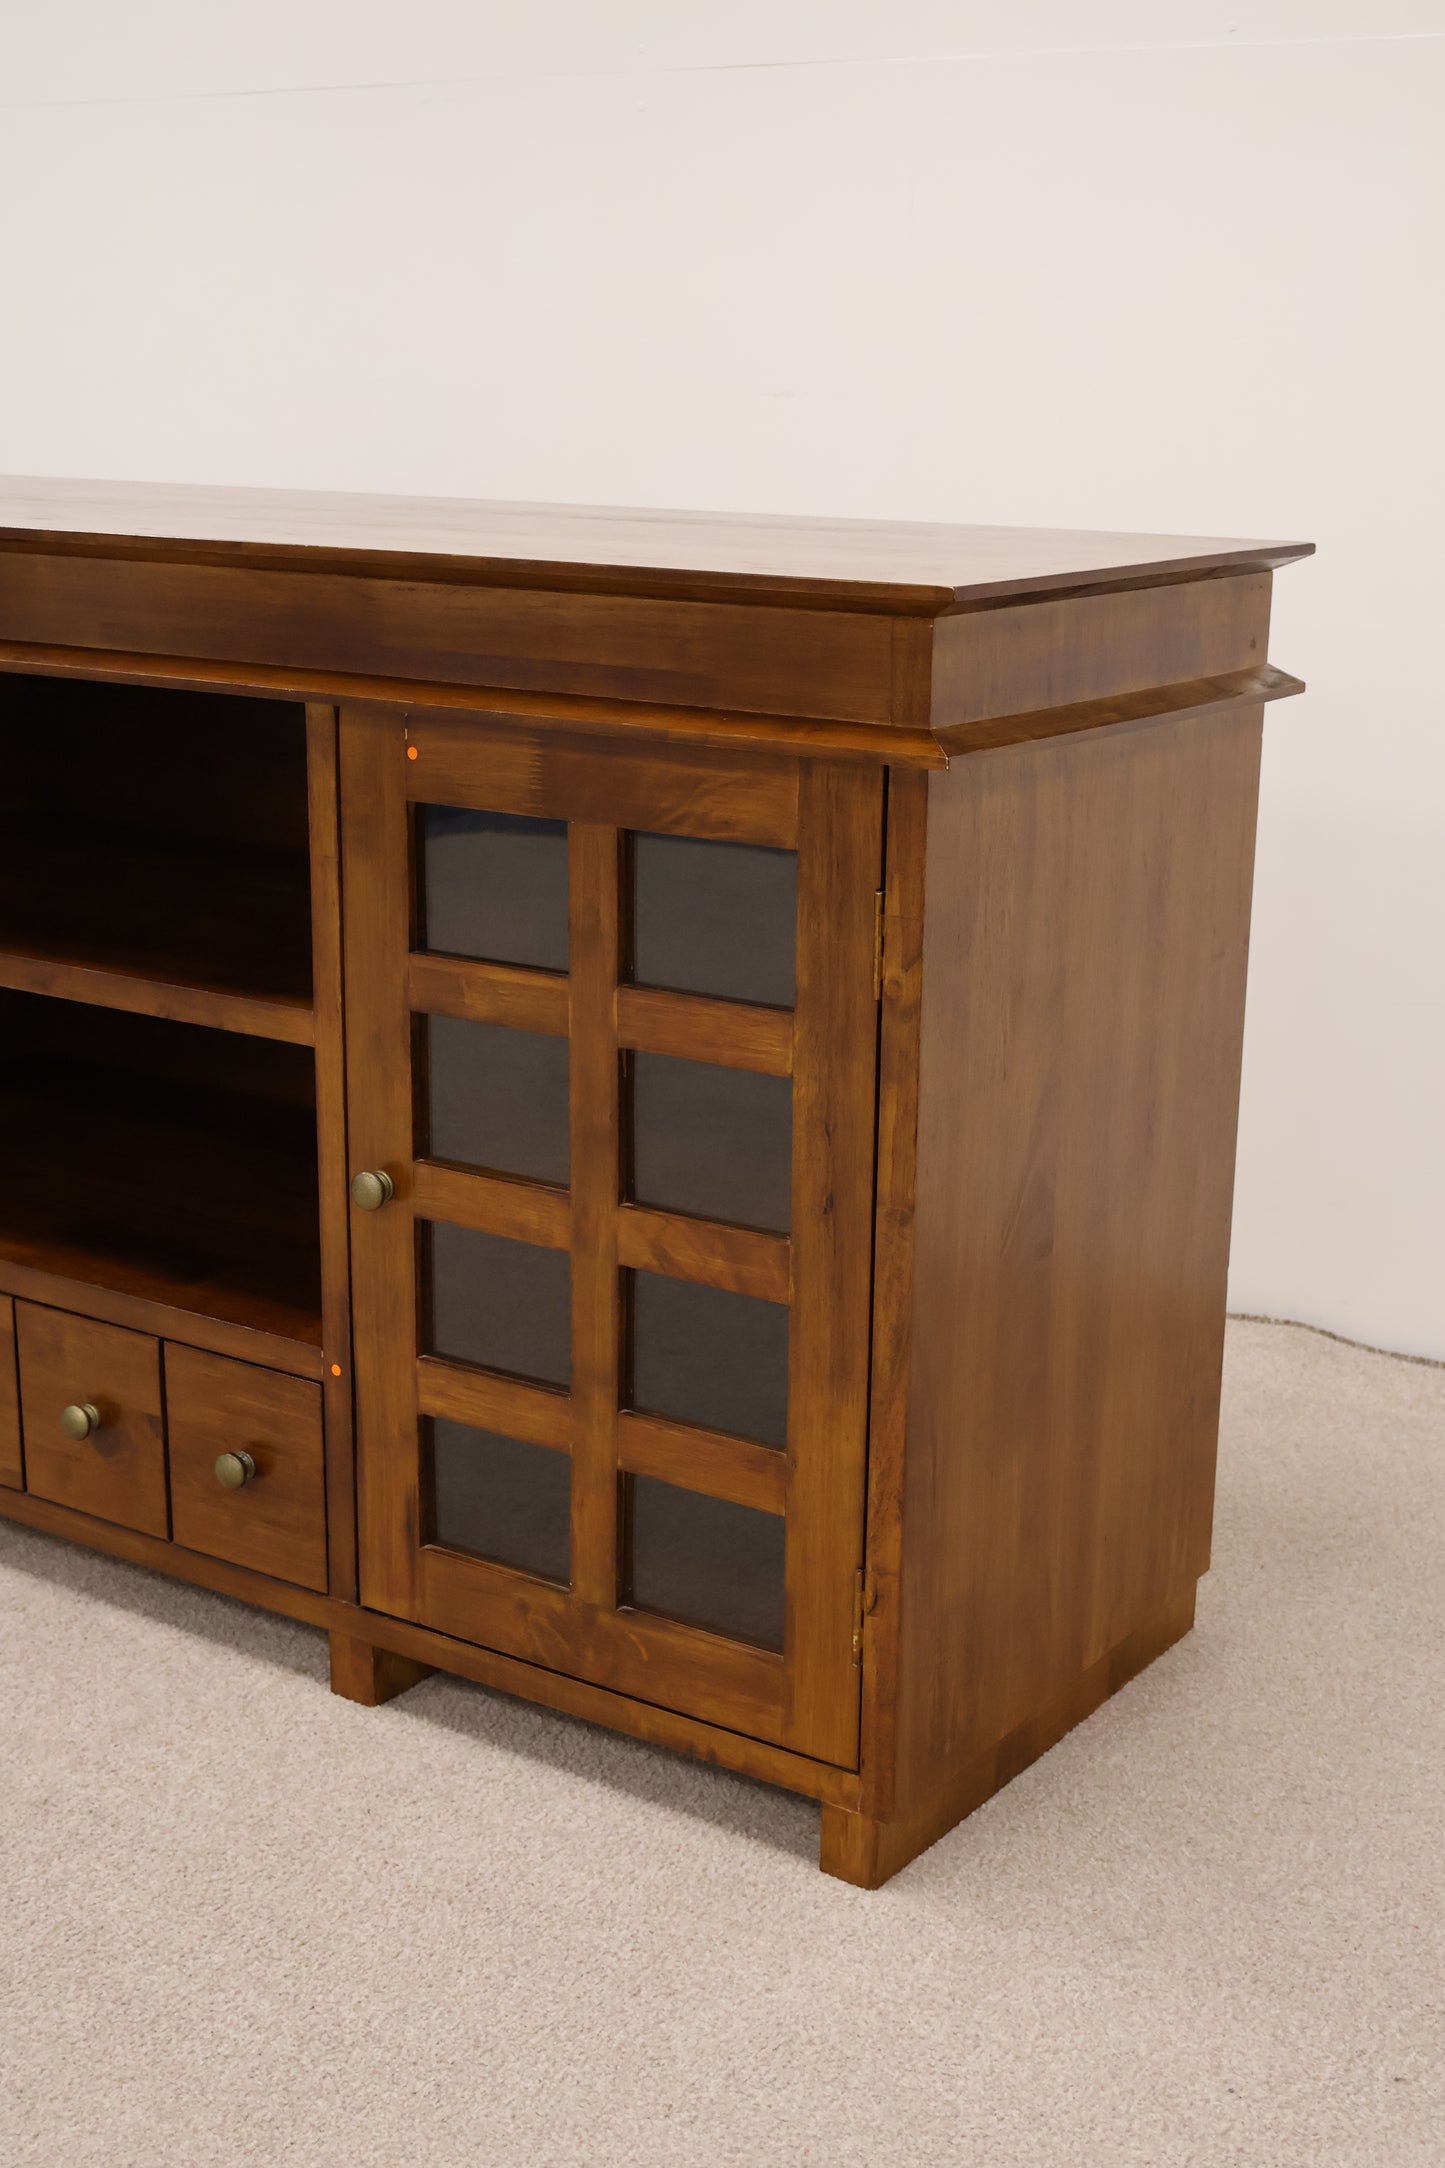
[872,889,886,1001]
[851,1569,877,1663]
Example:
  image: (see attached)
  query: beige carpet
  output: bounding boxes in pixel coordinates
[2,1318,1441,2167]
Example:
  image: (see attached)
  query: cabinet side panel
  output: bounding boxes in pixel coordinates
[0,1295,21,1489]
[892,707,1264,1804]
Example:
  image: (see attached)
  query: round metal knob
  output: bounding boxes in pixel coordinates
[350,1169,395,1212]
[214,1451,257,1491]
[60,1402,101,1441]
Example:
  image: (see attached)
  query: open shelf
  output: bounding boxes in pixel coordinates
[0,995,322,1349]
[0,832,314,1042]
[0,675,313,1042]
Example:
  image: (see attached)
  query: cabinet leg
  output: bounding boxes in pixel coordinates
[819,1806,890,1889]
[819,1803,952,1889]
[329,1629,434,1707]
[819,1791,996,1888]
[821,1583,1199,1888]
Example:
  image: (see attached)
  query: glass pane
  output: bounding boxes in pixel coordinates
[418,806,569,971]
[628,1476,785,1650]
[629,1271,788,1447]
[632,835,796,1008]
[631,1053,791,1232]
[424,1015,569,1186]
[430,1417,571,1583]
[424,1223,571,1388]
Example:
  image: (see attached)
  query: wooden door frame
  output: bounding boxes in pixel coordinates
[340,703,881,1765]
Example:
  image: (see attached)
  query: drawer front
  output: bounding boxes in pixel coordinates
[16,1303,167,1536]
[1,1297,21,1490]
[166,1344,328,1592]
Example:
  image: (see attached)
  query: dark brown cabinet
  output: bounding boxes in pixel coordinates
[0,478,1311,1885]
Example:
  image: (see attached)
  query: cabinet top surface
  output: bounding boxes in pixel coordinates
[0,475,1311,610]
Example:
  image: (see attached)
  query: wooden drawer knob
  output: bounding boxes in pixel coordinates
[214,1450,257,1490]
[60,1402,101,1441]
[350,1169,395,1212]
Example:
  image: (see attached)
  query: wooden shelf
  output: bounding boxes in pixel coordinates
[0,830,314,1043]
[0,1060,322,1349]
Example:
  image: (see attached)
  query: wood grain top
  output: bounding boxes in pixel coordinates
[0,475,1312,612]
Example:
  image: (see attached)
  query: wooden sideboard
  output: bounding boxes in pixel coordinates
[0,479,1311,1885]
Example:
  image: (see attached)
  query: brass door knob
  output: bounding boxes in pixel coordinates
[60,1402,101,1441]
[350,1169,395,1212]
[215,1451,257,1490]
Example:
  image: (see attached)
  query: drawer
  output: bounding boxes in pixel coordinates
[1,1297,21,1490]
[16,1303,167,1536]
[165,1344,328,1592]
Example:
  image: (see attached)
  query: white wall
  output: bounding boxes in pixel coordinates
[2,4,1441,1356]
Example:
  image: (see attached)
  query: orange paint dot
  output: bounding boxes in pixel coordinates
[406,745,418,760]
[330,1363,342,1377]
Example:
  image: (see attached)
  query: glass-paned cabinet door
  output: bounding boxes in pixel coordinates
[341,709,881,1770]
